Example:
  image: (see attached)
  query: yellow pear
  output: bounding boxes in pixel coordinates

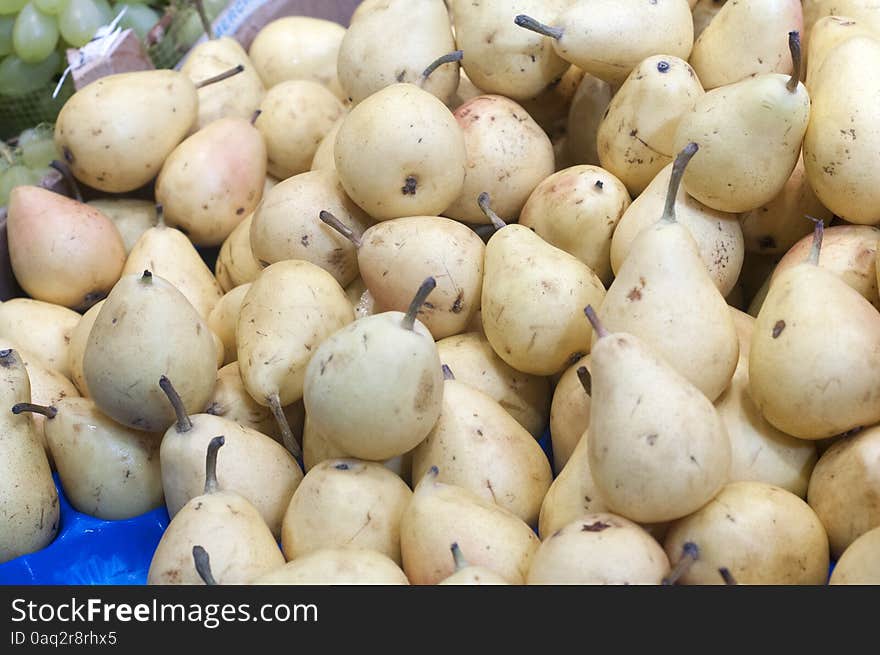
[585,307,731,523]
[249,170,373,287]
[675,33,810,213]
[309,118,343,173]
[438,543,511,585]
[597,55,704,195]
[443,94,555,224]
[598,145,739,401]
[692,0,726,39]
[664,481,829,585]
[158,377,302,537]
[6,186,126,310]
[334,83,466,220]
[520,166,631,286]
[548,357,590,473]
[206,285,250,367]
[215,213,263,293]
[148,437,285,584]
[121,209,223,319]
[805,16,877,92]
[66,300,103,397]
[689,0,803,90]
[85,198,158,254]
[0,349,59,563]
[400,468,541,584]
[513,1,694,86]
[337,0,458,105]
[450,0,570,100]
[740,152,833,255]
[83,271,217,433]
[565,73,614,166]
[829,526,880,585]
[280,459,412,564]
[253,548,410,585]
[528,513,670,585]
[411,374,552,526]
[436,331,551,438]
[750,223,880,439]
[155,117,267,247]
[14,398,162,520]
[303,279,443,461]
[715,309,817,497]
[807,425,880,558]
[480,195,606,376]
[0,299,79,378]
[248,16,346,97]
[803,36,880,224]
[236,260,354,445]
[180,37,265,131]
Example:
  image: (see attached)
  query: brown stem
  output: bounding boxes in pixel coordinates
[193,0,214,40]
[194,64,245,89]
[719,567,738,585]
[787,31,801,93]
[155,203,165,227]
[661,142,699,223]
[140,270,153,284]
[159,376,193,433]
[192,545,217,585]
[11,402,57,419]
[450,542,468,572]
[514,14,564,40]
[50,159,82,202]
[419,50,464,87]
[583,305,609,340]
[477,192,507,231]
[662,542,699,585]
[806,215,824,265]
[576,366,591,396]
[442,364,455,380]
[318,210,362,248]
[402,277,437,331]
[268,393,301,459]
[250,109,262,126]
[204,435,224,494]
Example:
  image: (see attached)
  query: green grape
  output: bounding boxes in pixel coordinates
[92,0,110,22]
[171,0,226,50]
[0,165,41,207]
[0,0,28,16]
[115,2,157,39]
[19,125,59,169]
[58,0,106,47]
[0,142,16,173]
[0,50,59,96]
[0,15,14,56]
[33,0,67,15]
[13,3,59,62]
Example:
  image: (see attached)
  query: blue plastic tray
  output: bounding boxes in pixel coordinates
[0,473,169,585]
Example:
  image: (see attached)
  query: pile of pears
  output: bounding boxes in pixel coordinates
[5,0,880,586]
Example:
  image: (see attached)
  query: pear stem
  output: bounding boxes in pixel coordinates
[250,109,262,126]
[192,545,217,585]
[477,192,507,231]
[787,31,801,93]
[159,376,193,433]
[576,366,591,396]
[318,210,362,248]
[806,216,824,265]
[419,50,464,87]
[193,0,214,40]
[194,64,245,89]
[155,203,165,227]
[662,542,699,585]
[49,159,82,203]
[514,14,564,40]
[442,364,455,381]
[583,305,609,340]
[140,270,153,284]
[719,567,738,585]
[402,277,437,331]
[450,542,468,572]
[268,393,301,459]
[11,403,57,419]
[204,435,224,494]
[661,142,699,223]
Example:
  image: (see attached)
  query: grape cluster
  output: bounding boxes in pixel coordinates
[0,123,60,205]
[0,0,163,97]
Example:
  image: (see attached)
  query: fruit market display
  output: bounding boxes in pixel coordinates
[3,0,880,586]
